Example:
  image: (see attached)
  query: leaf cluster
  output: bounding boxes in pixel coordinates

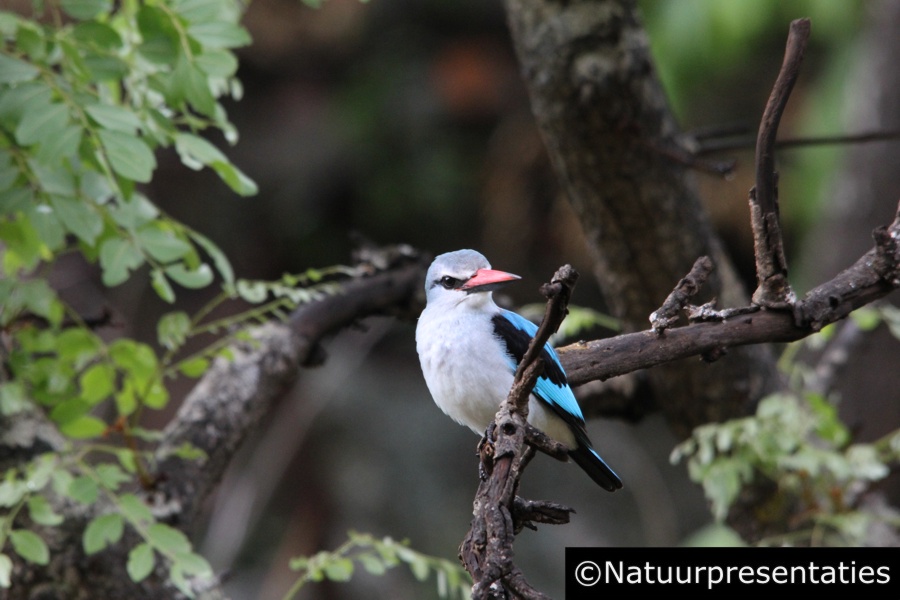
[283,531,472,600]
[671,309,900,545]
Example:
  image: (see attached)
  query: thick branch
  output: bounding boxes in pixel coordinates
[558,201,900,387]
[153,259,425,530]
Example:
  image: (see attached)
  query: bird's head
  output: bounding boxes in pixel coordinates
[424,249,520,309]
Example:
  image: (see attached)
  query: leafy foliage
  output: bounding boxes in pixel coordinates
[671,309,900,545]
[283,531,472,600]
[0,2,471,597]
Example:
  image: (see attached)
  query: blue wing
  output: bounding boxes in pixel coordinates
[492,309,623,491]
[492,309,585,424]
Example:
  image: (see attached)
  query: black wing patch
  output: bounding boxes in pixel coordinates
[490,314,568,387]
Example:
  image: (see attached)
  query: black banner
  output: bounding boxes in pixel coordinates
[566,547,900,598]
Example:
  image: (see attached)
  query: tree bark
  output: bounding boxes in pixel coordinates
[501,0,780,434]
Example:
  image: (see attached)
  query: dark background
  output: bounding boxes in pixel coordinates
[92,1,900,598]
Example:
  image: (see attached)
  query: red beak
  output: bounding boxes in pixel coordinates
[460,268,521,293]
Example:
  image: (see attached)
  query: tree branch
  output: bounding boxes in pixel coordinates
[557,200,900,386]
[460,265,578,600]
[750,18,809,308]
[153,254,427,530]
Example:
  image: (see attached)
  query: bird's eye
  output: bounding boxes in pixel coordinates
[440,276,459,289]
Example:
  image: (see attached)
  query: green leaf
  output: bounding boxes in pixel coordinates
[85,104,143,135]
[142,379,169,410]
[137,224,193,263]
[119,493,154,524]
[15,102,70,146]
[26,202,66,251]
[9,530,49,565]
[209,160,257,196]
[409,556,430,581]
[109,194,159,229]
[0,477,26,508]
[29,162,76,196]
[137,5,179,65]
[194,50,238,78]
[165,263,214,289]
[0,381,29,416]
[127,543,155,582]
[177,357,209,378]
[61,0,112,20]
[0,553,11,588]
[109,339,158,384]
[174,132,226,169]
[0,216,44,273]
[97,130,156,183]
[83,513,124,554]
[27,495,64,526]
[0,81,52,128]
[99,237,144,287]
[49,398,91,425]
[157,311,191,350]
[190,231,234,286]
[187,21,251,49]
[168,442,207,461]
[80,363,115,404]
[84,55,130,82]
[24,454,56,491]
[0,54,39,83]
[324,557,354,582]
[95,463,130,491]
[57,328,102,368]
[0,187,32,216]
[60,415,107,439]
[0,151,20,192]
[151,269,176,303]
[16,22,45,61]
[146,523,191,554]
[72,21,123,50]
[35,125,82,165]
[236,280,267,303]
[168,53,216,116]
[50,195,103,245]
[359,552,387,575]
[173,551,213,577]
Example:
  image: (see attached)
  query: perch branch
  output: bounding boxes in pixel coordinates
[557,200,900,386]
[460,265,579,600]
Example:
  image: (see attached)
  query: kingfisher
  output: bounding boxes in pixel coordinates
[415,249,622,491]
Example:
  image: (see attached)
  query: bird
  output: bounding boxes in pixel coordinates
[415,249,622,491]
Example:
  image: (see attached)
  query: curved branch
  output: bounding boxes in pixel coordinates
[153,258,426,529]
[558,201,900,387]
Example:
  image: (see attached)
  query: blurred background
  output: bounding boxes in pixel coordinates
[93,0,900,597]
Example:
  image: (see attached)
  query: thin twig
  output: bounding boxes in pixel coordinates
[650,256,714,332]
[750,18,809,308]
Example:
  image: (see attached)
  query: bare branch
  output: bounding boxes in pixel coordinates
[750,18,809,308]
[650,256,714,331]
[153,257,426,529]
[461,265,579,600]
[558,200,900,387]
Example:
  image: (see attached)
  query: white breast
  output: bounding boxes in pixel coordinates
[416,305,513,435]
